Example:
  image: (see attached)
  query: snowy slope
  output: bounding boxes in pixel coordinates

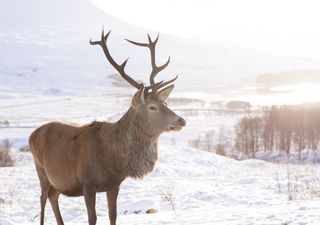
[1,146,320,225]
[1,0,319,102]
[0,0,258,143]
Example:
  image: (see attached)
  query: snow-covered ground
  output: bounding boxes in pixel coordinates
[237,149,320,164]
[1,0,320,104]
[1,145,320,225]
[2,0,320,224]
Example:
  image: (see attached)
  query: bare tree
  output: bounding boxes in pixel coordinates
[305,107,320,150]
[215,127,231,156]
[292,107,306,158]
[235,116,262,158]
[235,104,320,157]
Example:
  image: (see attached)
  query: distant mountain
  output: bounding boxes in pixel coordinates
[0,0,127,29]
[1,0,318,103]
[257,69,320,85]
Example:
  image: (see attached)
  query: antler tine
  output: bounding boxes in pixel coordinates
[90,29,142,89]
[125,39,149,47]
[155,75,178,91]
[144,80,164,94]
[125,33,170,88]
[150,56,170,84]
[89,27,110,45]
[149,33,159,45]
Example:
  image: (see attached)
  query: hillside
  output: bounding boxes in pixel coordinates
[1,145,320,225]
[1,0,318,102]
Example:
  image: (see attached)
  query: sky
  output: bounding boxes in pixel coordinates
[90,0,320,59]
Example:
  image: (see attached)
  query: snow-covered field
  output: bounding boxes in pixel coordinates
[2,0,320,224]
[2,144,320,225]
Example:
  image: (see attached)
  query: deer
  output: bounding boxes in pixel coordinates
[29,29,186,225]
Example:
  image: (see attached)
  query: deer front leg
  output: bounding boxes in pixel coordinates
[48,187,64,225]
[83,185,97,225]
[107,187,120,225]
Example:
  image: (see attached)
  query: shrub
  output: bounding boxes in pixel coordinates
[188,135,201,149]
[19,145,30,152]
[215,144,226,156]
[161,184,176,214]
[202,131,215,152]
[188,131,215,152]
[0,139,14,167]
[0,120,10,127]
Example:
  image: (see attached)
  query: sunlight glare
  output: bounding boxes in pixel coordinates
[244,84,320,106]
[90,0,320,57]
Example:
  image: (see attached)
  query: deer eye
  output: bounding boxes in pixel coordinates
[148,105,158,111]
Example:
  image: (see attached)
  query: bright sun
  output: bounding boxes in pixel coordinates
[246,84,320,106]
[90,0,320,58]
[89,0,320,105]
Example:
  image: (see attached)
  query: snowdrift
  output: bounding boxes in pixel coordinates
[1,145,319,224]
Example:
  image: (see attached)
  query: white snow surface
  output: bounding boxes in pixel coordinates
[1,146,320,225]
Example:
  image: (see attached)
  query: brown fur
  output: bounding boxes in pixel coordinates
[29,90,185,225]
[30,30,186,225]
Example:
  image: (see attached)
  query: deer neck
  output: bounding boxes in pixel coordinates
[112,108,160,178]
[116,107,159,139]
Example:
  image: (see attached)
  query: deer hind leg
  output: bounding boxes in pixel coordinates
[83,185,97,225]
[35,165,50,225]
[48,187,64,225]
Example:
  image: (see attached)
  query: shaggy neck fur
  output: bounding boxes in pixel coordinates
[111,107,160,179]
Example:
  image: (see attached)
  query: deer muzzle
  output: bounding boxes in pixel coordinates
[168,117,186,131]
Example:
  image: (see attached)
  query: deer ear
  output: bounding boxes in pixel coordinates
[157,84,174,101]
[132,87,145,108]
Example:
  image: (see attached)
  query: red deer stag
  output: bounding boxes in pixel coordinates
[29,29,186,225]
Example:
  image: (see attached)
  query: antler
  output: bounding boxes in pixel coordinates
[90,29,178,95]
[126,34,177,92]
[90,29,143,89]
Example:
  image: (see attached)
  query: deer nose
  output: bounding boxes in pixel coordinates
[177,117,186,127]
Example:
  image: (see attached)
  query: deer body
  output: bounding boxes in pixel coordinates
[30,30,185,225]
[30,113,158,196]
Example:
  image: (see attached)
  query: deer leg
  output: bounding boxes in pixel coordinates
[83,185,97,225]
[48,187,64,225]
[35,165,50,225]
[40,193,47,225]
[107,186,120,225]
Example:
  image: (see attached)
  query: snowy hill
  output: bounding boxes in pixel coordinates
[1,0,319,102]
[1,145,320,225]
[0,0,124,28]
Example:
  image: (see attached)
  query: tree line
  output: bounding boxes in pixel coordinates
[235,105,320,157]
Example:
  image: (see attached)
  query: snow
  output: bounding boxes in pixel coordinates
[1,146,320,224]
[1,0,320,224]
[236,150,320,164]
[1,0,320,104]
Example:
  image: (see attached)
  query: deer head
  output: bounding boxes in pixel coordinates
[90,29,186,135]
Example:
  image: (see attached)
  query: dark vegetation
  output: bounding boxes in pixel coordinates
[235,105,320,157]
[0,139,14,167]
[190,104,320,159]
